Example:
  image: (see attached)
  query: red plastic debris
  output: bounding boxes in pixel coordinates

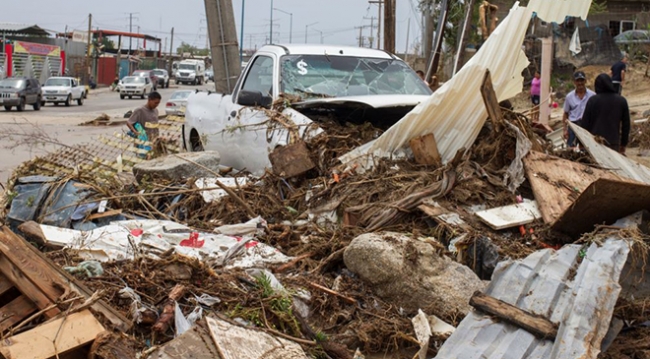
[130,228,144,236]
[180,232,205,248]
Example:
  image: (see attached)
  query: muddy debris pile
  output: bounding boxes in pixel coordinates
[2,89,650,359]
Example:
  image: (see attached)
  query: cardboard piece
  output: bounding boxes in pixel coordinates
[475,199,541,230]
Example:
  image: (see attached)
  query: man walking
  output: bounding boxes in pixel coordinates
[563,71,595,148]
[581,73,630,155]
[610,53,627,95]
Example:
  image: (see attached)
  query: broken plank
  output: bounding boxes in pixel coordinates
[570,122,650,184]
[552,178,650,237]
[0,295,37,333]
[0,310,104,359]
[409,133,442,167]
[523,151,619,224]
[87,209,123,221]
[0,256,60,319]
[480,70,503,128]
[0,273,14,297]
[475,200,541,230]
[268,141,315,178]
[469,291,558,340]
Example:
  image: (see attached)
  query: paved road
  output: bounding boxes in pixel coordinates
[0,81,213,187]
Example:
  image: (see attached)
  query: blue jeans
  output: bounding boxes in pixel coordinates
[567,120,582,148]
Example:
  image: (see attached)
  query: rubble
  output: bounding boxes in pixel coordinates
[132,151,221,182]
[344,232,485,319]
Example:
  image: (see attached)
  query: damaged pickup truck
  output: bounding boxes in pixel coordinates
[183,44,431,176]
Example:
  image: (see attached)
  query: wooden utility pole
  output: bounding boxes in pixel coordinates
[168,27,174,75]
[424,3,434,67]
[426,0,449,81]
[383,0,395,54]
[404,18,410,62]
[204,0,242,93]
[86,13,92,81]
[356,26,364,47]
[369,0,383,49]
[453,0,475,76]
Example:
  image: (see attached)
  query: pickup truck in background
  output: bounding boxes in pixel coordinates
[183,44,432,176]
[41,77,85,106]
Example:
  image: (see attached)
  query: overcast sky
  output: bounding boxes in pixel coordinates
[5,0,424,53]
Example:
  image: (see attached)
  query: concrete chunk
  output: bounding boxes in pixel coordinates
[133,151,221,182]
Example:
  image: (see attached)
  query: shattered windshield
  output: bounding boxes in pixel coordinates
[281,55,430,99]
[0,79,25,89]
[44,78,71,87]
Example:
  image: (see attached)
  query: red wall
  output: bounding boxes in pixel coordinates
[97,57,117,86]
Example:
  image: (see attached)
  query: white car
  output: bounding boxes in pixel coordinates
[41,77,85,106]
[119,76,153,100]
[165,90,193,116]
[184,44,432,175]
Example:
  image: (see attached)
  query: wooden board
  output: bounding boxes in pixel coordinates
[206,316,308,359]
[0,273,15,297]
[475,200,542,230]
[0,310,104,359]
[409,133,442,167]
[523,151,620,224]
[0,256,60,319]
[480,70,503,127]
[0,295,37,333]
[268,141,315,178]
[552,178,650,237]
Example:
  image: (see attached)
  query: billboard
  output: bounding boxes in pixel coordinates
[72,31,89,43]
[13,41,61,57]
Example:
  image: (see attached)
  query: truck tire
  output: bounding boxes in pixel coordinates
[16,98,25,112]
[4,106,11,111]
[64,94,71,107]
[77,96,84,106]
[33,99,41,111]
[120,94,125,100]
[194,78,199,86]
[190,130,204,152]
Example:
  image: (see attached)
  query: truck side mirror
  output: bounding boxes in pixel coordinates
[238,90,272,108]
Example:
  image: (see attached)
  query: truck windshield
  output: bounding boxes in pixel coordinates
[280,55,430,99]
[179,64,196,70]
[0,79,25,89]
[44,78,70,87]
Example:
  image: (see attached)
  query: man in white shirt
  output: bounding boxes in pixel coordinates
[563,71,595,148]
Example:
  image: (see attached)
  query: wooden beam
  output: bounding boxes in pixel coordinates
[268,141,316,178]
[469,291,558,340]
[0,295,37,333]
[409,133,442,167]
[0,256,60,319]
[0,273,15,297]
[0,310,104,359]
[480,70,503,131]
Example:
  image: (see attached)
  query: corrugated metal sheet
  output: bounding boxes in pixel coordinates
[0,23,50,36]
[434,239,630,359]
[340,0,592,169]
[570,122,650,184]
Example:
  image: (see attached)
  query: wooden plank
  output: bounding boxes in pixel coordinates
[480,70,503,129]
[206,316,308,359]
[475,200,541,230]
[0,295,37,332]
[0,256,60,319]
[552,178,650,237]
[0,226,130,331]
[0,273,15,298]
[0,310,104,359]
[268,141,316,178]
[523,151,620,224]
[87,209,123,221]
[469,291,558,340]
[409,133,442,167]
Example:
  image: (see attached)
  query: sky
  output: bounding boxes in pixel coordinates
[4,0,425,54]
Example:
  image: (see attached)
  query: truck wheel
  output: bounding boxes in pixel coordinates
[190,130,204,151]
[16,98,25,112]
[54,102,59,106]
[40,101,45,107]
[194,78,199,86]
[120,94,125,100]
[64,95,71,107]
[33,99,41,111]
[4,106,11,111]
[140,90,145,99]
[77,96,84,106]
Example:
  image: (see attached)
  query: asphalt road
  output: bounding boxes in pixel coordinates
[0,80,213,187]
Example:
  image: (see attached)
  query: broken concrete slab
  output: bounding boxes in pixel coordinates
[475,199,541,230]
[523,151,619,224]
[343,232,484,318]
[146,319,221,359]
[132,151,221,182]
[552,178,650,237]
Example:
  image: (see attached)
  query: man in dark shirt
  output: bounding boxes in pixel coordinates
[581,73,630,155]
[610,53,627,95]
[126,91,162,139]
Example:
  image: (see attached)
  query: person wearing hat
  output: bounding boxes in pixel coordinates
[581,73,630,155]
[562,71,595,148]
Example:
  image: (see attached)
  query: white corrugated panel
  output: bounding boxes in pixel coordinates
[341,0,593,168]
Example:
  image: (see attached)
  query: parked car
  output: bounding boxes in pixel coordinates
[118,76,154,99]
[205,68,214,82]
[184,44,432,175]
[165,90,193,116]
[132,70,158,91]
[0,77,43,111]
[614,30,650,45]
[41,77,85,106]
[152,69,170,88]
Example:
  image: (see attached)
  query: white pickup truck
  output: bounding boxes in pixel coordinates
[183,44,432,175]
[41,77,85,106]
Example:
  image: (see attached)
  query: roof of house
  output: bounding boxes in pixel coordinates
[0,23,50,37]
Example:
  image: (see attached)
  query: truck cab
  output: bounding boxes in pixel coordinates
[176,60,206,85]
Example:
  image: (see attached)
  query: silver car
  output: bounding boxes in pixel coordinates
[165,90,193,116]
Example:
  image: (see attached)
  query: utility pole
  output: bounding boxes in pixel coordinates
[129,13,132,55]
[426,0,450,81]
[168,27,174,75]
[404,18,410,62]
[364,17,376,48]
[383,0,395,53]
[453,0,475,76]
[269,0,274,44]
[86,13,92,81]
[356,26,364,47]
[240,0,245,62]
[369,0,383,49]
[204,0,242,93]
[305,22,318,43]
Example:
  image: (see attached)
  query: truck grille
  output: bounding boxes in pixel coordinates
[0,93,11,98]
[45,90,57,94]
[179,72,190,77]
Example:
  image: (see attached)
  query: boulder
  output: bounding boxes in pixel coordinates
[344,232,484,319]
[132,151,220,183]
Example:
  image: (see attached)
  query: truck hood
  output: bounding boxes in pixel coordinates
[42,86,70,91]
[293,94,429,109]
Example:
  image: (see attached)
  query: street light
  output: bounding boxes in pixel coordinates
[305,22,318,43]
[273,7,293,43]
[312,28,323,44]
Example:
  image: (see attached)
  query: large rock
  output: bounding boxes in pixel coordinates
[133,151,221,182]
[344,232,484,319]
